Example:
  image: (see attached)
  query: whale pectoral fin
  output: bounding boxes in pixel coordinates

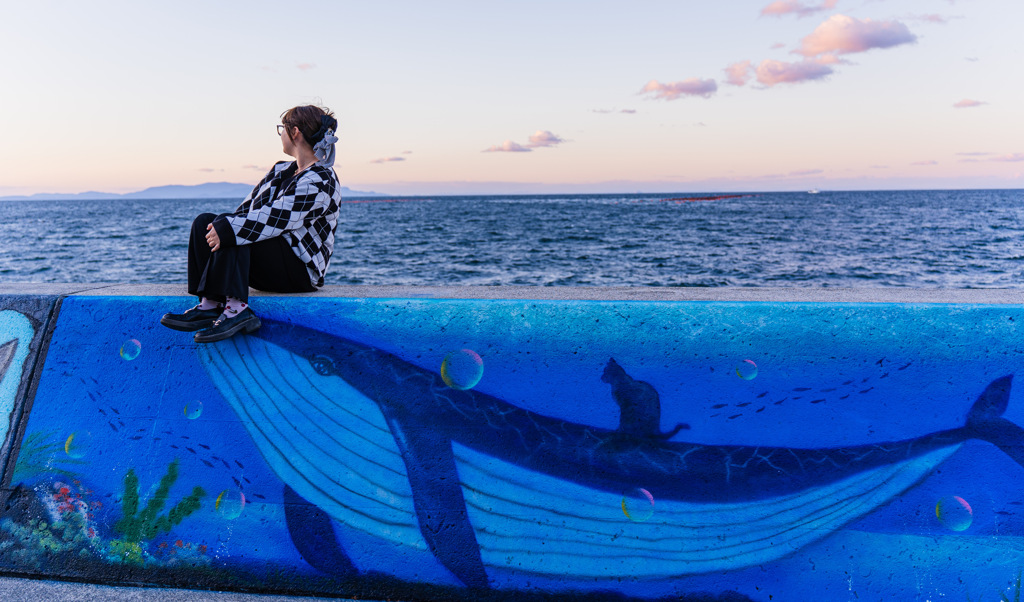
[283,484,357,576]
[385,415,489,588]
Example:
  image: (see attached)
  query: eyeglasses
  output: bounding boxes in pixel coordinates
[277,124,290,135]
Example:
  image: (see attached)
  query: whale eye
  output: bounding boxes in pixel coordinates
[310,355,335,376]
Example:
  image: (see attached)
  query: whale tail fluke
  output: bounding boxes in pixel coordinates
[966,375,1024,468]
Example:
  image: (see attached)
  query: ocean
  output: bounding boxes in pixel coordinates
[1,189,1023,288]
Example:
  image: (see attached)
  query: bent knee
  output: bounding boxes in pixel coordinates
[192,213,218,231]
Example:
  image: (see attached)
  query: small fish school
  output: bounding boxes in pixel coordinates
[0,284,1022,602]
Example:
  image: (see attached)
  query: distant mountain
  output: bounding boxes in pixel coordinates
[0,181,386,201]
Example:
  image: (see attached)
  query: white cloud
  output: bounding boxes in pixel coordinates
[755,59,833,86]
[482,141,531,153]
[992,153,1024,163]
[724,60,754,86]
[484,130,566,153]
[761,0,838,19]
[640,78,718,100]
[525,130,565,148]
[797,14,916,58]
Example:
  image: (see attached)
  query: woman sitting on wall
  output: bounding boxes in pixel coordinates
[160,105,342,343]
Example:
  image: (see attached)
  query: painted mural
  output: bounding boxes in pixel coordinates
[0,295,58,487]
[1,295,1024,601]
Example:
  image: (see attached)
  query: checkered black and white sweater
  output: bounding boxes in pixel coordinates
[212,161,342,287]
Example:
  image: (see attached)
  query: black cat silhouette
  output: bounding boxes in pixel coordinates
[601,358,689,439]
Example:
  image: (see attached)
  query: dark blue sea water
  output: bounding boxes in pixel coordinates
[2,189,1023,287]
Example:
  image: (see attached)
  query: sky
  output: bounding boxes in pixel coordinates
[1,0,1021,196]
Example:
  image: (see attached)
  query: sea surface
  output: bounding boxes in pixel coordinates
[1,189,1023,287]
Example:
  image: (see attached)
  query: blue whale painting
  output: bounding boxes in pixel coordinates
[196,317,1024,588]
[8,295,1024,601]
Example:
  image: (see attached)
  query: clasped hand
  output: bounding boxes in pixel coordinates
[205,224,221,252]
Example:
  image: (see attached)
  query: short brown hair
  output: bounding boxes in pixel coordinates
[281,105,337,146]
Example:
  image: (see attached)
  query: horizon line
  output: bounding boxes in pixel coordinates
[2,186,1023,202]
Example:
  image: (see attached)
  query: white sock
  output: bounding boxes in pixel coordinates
[223,297,249,317]
[198,297,223,311]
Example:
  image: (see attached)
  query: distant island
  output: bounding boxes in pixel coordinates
[0,181,386,201]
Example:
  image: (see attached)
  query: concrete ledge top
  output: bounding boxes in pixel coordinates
[1,282,1024,304]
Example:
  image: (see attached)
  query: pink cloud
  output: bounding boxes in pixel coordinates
[482,141,531,153]
[991,153,1024,163]
[296,63,316,71]
[789,169,824,176]
[620,109,637,114]
[798,15,916,57]
[370,157,406,164]
[641,78,717,100]
[770,42,787,49]
[484,131,567,153]
[911,160,938,166]
[242,164,269,171]
[761,0,838,18]
[724,60,754,86]
[915,14,948,24]
[593,108,637,114]
[870,165,888,169]
[953,99,985,108]
[525,131,565,148]
[402,150,413,154]
[956,152,991,156]
[756,59,833,86]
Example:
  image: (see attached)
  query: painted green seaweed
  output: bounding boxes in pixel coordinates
[111,459,204,563]
[11,430,88,484]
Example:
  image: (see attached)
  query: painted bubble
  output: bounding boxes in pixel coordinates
[936,495,973,531]
[621,487,655,522]
[441,349,484,390]
[183,401,203,420]
[735,359,758,380]
[65,431,93,459]
[120,339,142,361]
[216,489,246,520]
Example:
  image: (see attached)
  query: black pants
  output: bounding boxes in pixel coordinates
[187,213,316,303]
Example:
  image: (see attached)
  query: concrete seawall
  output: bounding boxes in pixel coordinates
[1,284,1023,601]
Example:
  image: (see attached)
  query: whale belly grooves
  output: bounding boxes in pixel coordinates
[453,443,957,578]
[199,332,962,579]
[199,337,430,551]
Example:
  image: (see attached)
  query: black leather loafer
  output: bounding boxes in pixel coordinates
[193,308,261,343]
[160,305,222,332]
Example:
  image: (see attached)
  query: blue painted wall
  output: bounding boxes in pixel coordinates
[1,294,1023,601]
